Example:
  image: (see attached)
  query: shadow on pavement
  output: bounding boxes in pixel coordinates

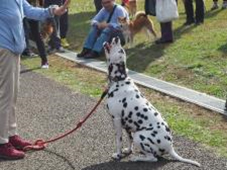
[82,158,172,170]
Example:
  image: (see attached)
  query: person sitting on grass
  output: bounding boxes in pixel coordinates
[77,0,128,59]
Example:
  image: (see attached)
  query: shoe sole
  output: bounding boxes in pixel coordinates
[0,154,25,160]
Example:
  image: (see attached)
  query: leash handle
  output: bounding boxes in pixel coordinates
[23,88,108,151]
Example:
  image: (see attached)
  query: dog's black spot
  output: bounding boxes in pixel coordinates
[128,111,133,118]
[147,138,155,144]
[134,89,139,92]
[149,124,153,127]
[154,112,158,116]
[164,136,172,141]
[153,131,158,134]
[121,110,125,117]
[146,127,154,131]
[161,122,165,125]
[138,120,143,124]
[122,97,126,103]
[140,143,145,151]
[144,116,148,120]
[157,126,161,129]
[125,81,131,85]
[134,106,139,111]
[123,102,128,108]
[116,84,119,88]
[134,122,140,128]
[157,139,161,144]
[112,115,115,119]
[128,119,133,123]
[125,117,128,121]
[143,108,148,112]
[157,122,160,125]
[136,112,141,117]
[118,49,124,54]
[165,126,170,132]
[106,104,109,110]
[121,119,126,125]
[136,95,140,99]
[120,137,123,141]
[144,143,150,147]
[139,135,146,141]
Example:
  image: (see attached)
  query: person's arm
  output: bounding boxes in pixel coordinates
[23,0,70,21]
[91,8,105,26]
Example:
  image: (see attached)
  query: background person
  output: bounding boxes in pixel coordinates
[77,0,128,59]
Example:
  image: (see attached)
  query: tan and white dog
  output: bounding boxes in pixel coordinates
[118,11,157,46]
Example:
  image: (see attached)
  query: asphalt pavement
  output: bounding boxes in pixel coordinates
[0,66,227,170]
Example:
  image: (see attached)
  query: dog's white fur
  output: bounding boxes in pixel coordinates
[103,37,200,167]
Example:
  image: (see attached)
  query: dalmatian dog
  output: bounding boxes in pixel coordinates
[103,37,200,167]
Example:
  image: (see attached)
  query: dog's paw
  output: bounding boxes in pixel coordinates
[122,148,132,155]
[112,153,122,160]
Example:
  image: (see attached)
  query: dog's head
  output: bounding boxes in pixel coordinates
[118,17,130,30]
[103,37,126,64]
[103,37,127,82]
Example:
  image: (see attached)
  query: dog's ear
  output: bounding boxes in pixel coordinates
[103,41,111,55]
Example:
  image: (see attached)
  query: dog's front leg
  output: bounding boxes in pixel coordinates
[112,117,123,160]
[122,130,133,155]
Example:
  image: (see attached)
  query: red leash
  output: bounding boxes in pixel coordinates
[23,88,108,151]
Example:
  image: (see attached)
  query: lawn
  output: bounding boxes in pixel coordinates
[22,0,227,158]
[67,0,227,99]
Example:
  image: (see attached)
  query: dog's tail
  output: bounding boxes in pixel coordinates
[169,148,201,167]
[134,11,147,20]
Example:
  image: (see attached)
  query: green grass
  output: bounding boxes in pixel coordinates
[66,0,227,99]
[21,0,227,158]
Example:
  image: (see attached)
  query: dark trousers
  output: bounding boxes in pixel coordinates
[28,20,48,64]
[184,0,204,23]
[60,10,68,39]
[160,22,173,41]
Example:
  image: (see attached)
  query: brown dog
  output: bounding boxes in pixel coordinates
[118,11,157,46]
[40,21,53,44]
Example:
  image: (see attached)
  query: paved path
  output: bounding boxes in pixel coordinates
[56,50,227,116]
[0,67,227,170]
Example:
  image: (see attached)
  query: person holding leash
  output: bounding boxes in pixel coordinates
[0,0,70,160]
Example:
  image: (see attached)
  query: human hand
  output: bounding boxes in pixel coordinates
[97,22,109,29]
[53,0,70,16]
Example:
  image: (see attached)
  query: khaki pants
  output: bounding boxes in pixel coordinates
[0,49,20,144]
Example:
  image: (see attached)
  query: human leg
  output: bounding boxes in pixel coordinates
[184,0,195,25]
[0,49,25,159]
[155,22,173,44]
[28,20,49,67]
[60,10,69,47]
[195,0,205,24]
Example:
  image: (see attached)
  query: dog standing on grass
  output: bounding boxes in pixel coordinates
[118,11,157,46]
[103,37,200,167]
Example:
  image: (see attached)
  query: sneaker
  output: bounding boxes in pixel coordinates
[41,63,49,69]
[0,143,25,160]
[56,47,65,53]
[83,51,100,59]
[61,38,70,48]
[222,2,227,9]
[211,3,219,10]
[9,135,31,150]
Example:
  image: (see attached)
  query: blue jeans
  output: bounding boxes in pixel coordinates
[84,25,124,53]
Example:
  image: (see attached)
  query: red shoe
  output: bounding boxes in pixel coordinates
[9,135,32,150]
[0,143,25,160]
